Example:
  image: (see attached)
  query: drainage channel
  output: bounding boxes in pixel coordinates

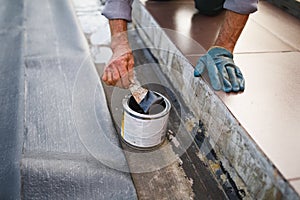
[72,0,242,199]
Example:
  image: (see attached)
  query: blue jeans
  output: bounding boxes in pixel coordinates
[195,0,258,15]
[194,0,225,15]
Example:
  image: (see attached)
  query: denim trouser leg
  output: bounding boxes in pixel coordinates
[194,0,225,15]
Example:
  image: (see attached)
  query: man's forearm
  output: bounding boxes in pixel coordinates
[214,10,249,53]
[102,19,134,88]
[109,19,129,52]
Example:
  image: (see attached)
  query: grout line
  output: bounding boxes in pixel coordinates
[186,51,299,56]
[185,54,204,57]
[288,177,300,182]
[233,50,298,54]
[250,17,299,51]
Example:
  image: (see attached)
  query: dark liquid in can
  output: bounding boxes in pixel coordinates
[128,96,166,115]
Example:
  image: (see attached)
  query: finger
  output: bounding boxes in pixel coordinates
[106,68,115,86]
[110,61,123,88]
[102,58,115,85]
[127,54,135,74]
[115,57,131,88]
[118,54,134,88]
[117,58,129,76]
[118,61,130,89]
[120,72,130,89]
[226,65,240,92]
[111,64,121,86]
[127,56,135,84]
[102,67,112,85]
[194,56,206,77]
[205,55,223,91]
[102,70,108,82]
[235,66,245,91]
[221,72,232,93]
[128,68,134,85]
[215,61,232,92]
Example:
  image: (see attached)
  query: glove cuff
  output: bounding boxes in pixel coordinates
[207,46,233,59]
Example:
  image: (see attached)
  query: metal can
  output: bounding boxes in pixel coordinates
[121,92,171,149]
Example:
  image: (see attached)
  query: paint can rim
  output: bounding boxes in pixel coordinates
[122,91,171,119]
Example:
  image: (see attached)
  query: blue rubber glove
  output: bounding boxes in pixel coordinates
[194,47,245,93]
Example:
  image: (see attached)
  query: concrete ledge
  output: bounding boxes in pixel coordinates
[132,1,300,199]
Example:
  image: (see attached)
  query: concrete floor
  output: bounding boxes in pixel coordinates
[140,0,300,194]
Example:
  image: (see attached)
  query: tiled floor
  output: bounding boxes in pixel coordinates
[140,0,300,194]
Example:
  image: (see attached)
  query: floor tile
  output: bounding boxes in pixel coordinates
[290,180,300,196]
[143,0,225,54]
[250,1,300,50]
[217,52,300,179]
[234,18,294,53]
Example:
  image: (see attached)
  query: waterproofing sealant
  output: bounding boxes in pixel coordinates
[20,0,137,199]
[0,0,24,199]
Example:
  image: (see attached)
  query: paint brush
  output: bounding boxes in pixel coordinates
[95,64,163,113]
[129,80,163,114]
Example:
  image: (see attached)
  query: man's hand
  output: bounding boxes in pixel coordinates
[194,46,245,93]
[102,19,134,88]
[102,43,134,88]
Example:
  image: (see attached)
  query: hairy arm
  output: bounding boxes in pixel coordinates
[101,0,134,88]
[102,19,134,88]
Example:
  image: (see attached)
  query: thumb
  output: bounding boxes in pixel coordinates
[194,56,206,77]
[205,55,222,91]
[235,65,245,91]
